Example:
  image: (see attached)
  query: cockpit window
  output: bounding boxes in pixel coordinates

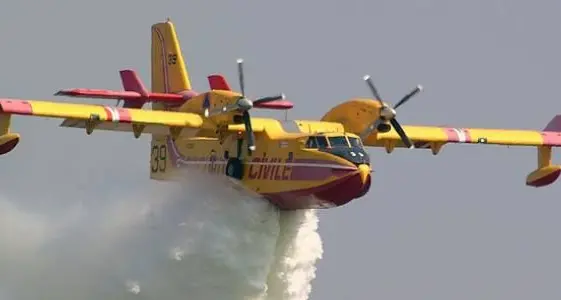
[305,137,318,148]
[316,136,329,148]
[348,136,363,148]
[305,136,329,149]
[328,136,349,147]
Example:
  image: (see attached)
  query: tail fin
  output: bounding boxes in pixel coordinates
[119,69,149,108]
[151,20,191,96]
[150,19,190,181]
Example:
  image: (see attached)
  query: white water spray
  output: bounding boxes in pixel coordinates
[265,209,324,300]
[0,172,323,300]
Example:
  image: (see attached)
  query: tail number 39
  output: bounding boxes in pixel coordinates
[151,144,167,173]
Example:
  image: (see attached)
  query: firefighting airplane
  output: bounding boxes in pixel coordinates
[0,20,560,210]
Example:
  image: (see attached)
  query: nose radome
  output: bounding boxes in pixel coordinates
[358,164,370,185]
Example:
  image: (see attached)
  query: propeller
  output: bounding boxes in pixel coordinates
[204,58,285,153]
[360,75,422,149]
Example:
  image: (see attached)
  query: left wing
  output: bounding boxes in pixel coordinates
[0,98,205,138]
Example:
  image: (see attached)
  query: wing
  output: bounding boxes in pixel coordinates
[0,98,204,138]
[366,120,561,152]
[363,115,561,187]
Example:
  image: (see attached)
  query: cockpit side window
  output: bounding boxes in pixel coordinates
[328,136,350,147]
[316,136,329,148]
[348,136,363,148]
[304,135,331,149]
[305,136,318,148]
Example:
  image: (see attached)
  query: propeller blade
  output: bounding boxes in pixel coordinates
[253,93,285,105]
[363,75,384,106]
[360,118,383,140]
[394,85,423,110]
[237,58,245,96]
[389,118,413,149]
[242,111,256,152]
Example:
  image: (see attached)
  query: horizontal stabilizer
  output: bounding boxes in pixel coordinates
[207,74,294,110]
[253,100,294,110]
[54,88,187,103]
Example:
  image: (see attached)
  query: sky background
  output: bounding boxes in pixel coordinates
[2,0,561,299]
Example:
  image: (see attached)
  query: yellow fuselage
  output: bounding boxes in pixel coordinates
[150,118,372,210]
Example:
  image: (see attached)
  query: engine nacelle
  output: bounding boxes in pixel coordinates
[526,165,561,187]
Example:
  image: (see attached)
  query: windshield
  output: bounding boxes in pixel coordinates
[328,136,349,147]
[348,136,363,148]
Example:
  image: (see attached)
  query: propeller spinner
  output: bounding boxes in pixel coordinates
[359,75,422,149]
[204,59,285,153]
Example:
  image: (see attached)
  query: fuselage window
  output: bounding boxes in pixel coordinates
[328,136,349,147]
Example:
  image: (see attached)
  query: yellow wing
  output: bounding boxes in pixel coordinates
[0,98,205,138]
[366,122,561,152]
[362,115,561,188]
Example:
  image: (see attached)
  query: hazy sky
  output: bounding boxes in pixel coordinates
[2,0,561,299]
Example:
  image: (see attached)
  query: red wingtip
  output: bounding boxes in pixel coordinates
[208,74,232,91]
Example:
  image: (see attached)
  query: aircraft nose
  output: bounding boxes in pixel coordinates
[358,164,371,185]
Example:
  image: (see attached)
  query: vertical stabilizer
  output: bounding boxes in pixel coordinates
[150,19,191,180]
[151,19,192,96]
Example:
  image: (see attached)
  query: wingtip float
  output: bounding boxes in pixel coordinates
[0,20,559,211]
[525,115,561,187]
